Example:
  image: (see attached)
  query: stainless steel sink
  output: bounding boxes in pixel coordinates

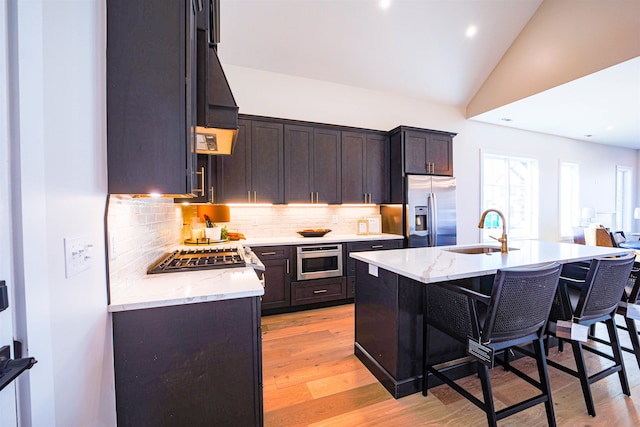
[443,245,518,254]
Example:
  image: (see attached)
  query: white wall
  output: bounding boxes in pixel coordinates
[224,64,638,242]
[11,1,115,426]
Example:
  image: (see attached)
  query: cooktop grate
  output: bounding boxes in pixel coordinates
[148,248,246,274]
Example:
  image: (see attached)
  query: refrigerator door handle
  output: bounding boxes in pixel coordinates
[429,192,438,246]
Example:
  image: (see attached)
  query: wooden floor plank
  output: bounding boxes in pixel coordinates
[262,303,640,426]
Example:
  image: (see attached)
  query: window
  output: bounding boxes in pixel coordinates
[616,166,632,231]
[481,153,539,240]
[559,162,580,238]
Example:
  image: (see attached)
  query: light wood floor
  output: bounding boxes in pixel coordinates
[261,303,640,426]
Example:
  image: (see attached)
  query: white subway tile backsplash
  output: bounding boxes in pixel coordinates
[107,197,381,297]
[107,196,182,296]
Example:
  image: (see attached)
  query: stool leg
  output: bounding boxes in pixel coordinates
[571,340,596,416]
[624,316,640,369]
[478,364,497,427]
[606,317,631,396]
[534,337,556,427]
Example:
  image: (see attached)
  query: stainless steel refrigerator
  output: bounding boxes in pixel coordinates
[381,175,456,247]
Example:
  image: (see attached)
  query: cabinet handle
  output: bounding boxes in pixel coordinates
[313,289,328,294]
[209,186,215,204]
[248,191,251,203]
[286,259,290,274]
[260,251,276,256]
[254,191,257,203]
[371,245,383,249]
[315,192,319,203]
[310,192,313,203]
[200,166,206,196]
[194,166,205,196]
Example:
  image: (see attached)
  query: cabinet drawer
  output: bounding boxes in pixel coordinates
[291,277,346,306]
[254,245,291,260]
[346,240,403,277]
[348,240,402,252]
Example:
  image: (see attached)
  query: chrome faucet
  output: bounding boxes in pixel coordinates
[478,209,508,253]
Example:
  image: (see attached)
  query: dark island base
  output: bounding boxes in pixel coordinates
[353,259,559,399]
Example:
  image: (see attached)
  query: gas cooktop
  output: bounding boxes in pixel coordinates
[148,247,246,274]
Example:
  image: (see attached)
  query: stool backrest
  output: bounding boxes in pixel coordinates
[575,252,636,321]
[483,263,562,343]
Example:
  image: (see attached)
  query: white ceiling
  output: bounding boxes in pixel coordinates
[218,0,640,149]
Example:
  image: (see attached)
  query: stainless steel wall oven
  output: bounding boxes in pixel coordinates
[296,244,343,281]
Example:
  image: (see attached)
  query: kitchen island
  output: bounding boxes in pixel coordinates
[349,240,632,398]
[108,247,265,426]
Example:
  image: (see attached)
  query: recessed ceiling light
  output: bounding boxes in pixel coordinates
[500,118,512,122]
[466,25,477,38]
[607,125,614,131]
[379,0,391,10]
[584,134,593,138]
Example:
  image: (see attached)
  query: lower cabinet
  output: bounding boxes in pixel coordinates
[255,239,402,313]
[291,277,346,306]
[112,297,263,426]
[255,245,292,310]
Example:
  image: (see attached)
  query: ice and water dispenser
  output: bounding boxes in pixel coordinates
[414,206,429,232]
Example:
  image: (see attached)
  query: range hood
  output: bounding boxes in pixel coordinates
[196,32,238,156]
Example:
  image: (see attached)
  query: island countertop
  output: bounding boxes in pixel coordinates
[349,240,633,284]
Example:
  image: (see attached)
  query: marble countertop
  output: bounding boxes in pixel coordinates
[108,267,264,313]
[243,233,403,247]
[108,241,264,313]
[349,240,633,284]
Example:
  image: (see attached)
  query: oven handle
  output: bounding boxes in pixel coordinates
[299,251,342,260]
[298,246,341,253]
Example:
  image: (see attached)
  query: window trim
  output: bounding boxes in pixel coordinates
[480,150,539,242]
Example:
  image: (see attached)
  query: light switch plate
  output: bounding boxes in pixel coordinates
[64,237,93,278]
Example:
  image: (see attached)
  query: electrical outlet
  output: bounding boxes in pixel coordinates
[332,215,338,224]
[64,237,93,278]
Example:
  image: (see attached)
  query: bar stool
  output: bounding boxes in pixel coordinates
[546,252,635,417]
[588,261,640,369]
[423,263,562,427]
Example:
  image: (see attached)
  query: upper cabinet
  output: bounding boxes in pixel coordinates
[390,127,455,177]
[107,0,197,196]
[284,125,342,204]
[341,131,389,204]
[216,119,284,204]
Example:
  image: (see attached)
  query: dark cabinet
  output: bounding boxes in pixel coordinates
[291,277,346,306]
[390,127,454,177]
[113,297,263,426]
[254,246,292,310]
[345,239,403,297]
[175,154,215,203]
[107,0,196,196]
[284,125,342,204]
[217,120,284,203]
[341,131,389,204]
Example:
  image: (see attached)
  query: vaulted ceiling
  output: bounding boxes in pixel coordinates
[218,0,640,149]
